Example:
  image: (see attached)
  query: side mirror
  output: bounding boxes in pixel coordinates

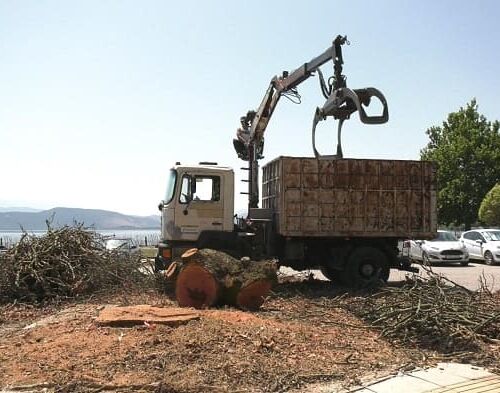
[158,201,164,211]
[475,239,484,244]
[416,240,423,246]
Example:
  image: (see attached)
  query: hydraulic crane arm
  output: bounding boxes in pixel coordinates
[234,35,349,162]
[233,36,389,210]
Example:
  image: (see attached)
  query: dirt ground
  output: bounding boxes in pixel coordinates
[0,277,495,393]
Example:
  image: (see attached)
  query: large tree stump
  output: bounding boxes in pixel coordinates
[175,263,219,308]
[173,248,277,310]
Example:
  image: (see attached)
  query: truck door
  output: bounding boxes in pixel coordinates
[175,173,224,241]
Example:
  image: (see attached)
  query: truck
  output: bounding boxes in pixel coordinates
[156,36,437,287]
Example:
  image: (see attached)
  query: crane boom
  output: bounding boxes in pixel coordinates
[233,36,389,211]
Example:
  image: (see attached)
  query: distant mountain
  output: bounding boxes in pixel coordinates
[0,207,160,230]
[0,207,42,213]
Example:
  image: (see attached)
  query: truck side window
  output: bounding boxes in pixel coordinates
[193,176,220,202]
[179,175,191,204]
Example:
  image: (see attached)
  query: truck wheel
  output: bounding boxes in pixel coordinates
[344,247,389,288]
[484,251,494,266]
[320,265,344,284]
[154,257,165,273]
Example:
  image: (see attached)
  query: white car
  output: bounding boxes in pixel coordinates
[403,230,469,266]
[104,238,139,255]
[460,229,500,265]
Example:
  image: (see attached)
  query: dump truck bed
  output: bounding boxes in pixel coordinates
[262,157,437,239]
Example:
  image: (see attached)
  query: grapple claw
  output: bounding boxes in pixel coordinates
[353,88,389,124]
[312,87,389,159]
[312,109,345,160]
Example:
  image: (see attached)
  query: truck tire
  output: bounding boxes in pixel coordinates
[320,265,344,285]
[154,257,165,273]
[343,247,389,288]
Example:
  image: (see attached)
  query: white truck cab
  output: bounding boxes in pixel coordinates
[156,163,235,268]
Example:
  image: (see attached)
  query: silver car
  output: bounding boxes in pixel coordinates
[104,238,139,255]
[460,229,500,265]
[403,230,469,266]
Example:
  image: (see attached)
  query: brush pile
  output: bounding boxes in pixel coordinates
[0,224,149,303]
[349,270,500,353]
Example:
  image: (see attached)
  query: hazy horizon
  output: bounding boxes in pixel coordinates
[0,205,160,217]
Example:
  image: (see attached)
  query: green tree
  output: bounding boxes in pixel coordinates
[421,99,500,230]
[479,183,500,226]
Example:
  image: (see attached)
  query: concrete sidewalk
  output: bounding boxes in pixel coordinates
[348,363,500,393]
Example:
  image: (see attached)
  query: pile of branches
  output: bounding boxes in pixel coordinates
[0,224,150,303]
[349,271,500,353]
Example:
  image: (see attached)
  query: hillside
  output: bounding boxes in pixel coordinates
[0,207,160,230]
[0,207,42,213]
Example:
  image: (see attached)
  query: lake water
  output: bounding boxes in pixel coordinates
[0,229,161,247]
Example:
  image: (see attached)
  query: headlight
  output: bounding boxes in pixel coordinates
[430,246,439,251]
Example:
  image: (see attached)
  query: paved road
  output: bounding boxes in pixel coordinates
[281,261,500,292]
[389,261,500,292]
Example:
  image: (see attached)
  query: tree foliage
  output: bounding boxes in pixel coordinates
[479,183,500,226]
[421,100,500,229]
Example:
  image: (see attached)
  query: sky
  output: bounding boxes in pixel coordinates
[1,0,499,216]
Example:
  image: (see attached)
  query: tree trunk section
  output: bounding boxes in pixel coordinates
[174,248,277,310]
[236,279,273,310]
[175,263,219,308]
[165,261,178,280]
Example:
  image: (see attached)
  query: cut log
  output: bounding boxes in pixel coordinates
[96,305,200,327]
[181,248,200,262]
[174,248,277,310]
[175,263,219,308]
[236,279,273,310]
[165,261,178,280]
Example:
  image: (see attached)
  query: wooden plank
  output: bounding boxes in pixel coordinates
[96,305,200,327]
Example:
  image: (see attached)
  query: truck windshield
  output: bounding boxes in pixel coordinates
[164,169,177,204]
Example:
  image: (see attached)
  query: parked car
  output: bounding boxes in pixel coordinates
[104,238,139,255]
[402,230,469,266]
[460,229,500,265]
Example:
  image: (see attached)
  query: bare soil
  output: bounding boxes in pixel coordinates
[1,278,497,392]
